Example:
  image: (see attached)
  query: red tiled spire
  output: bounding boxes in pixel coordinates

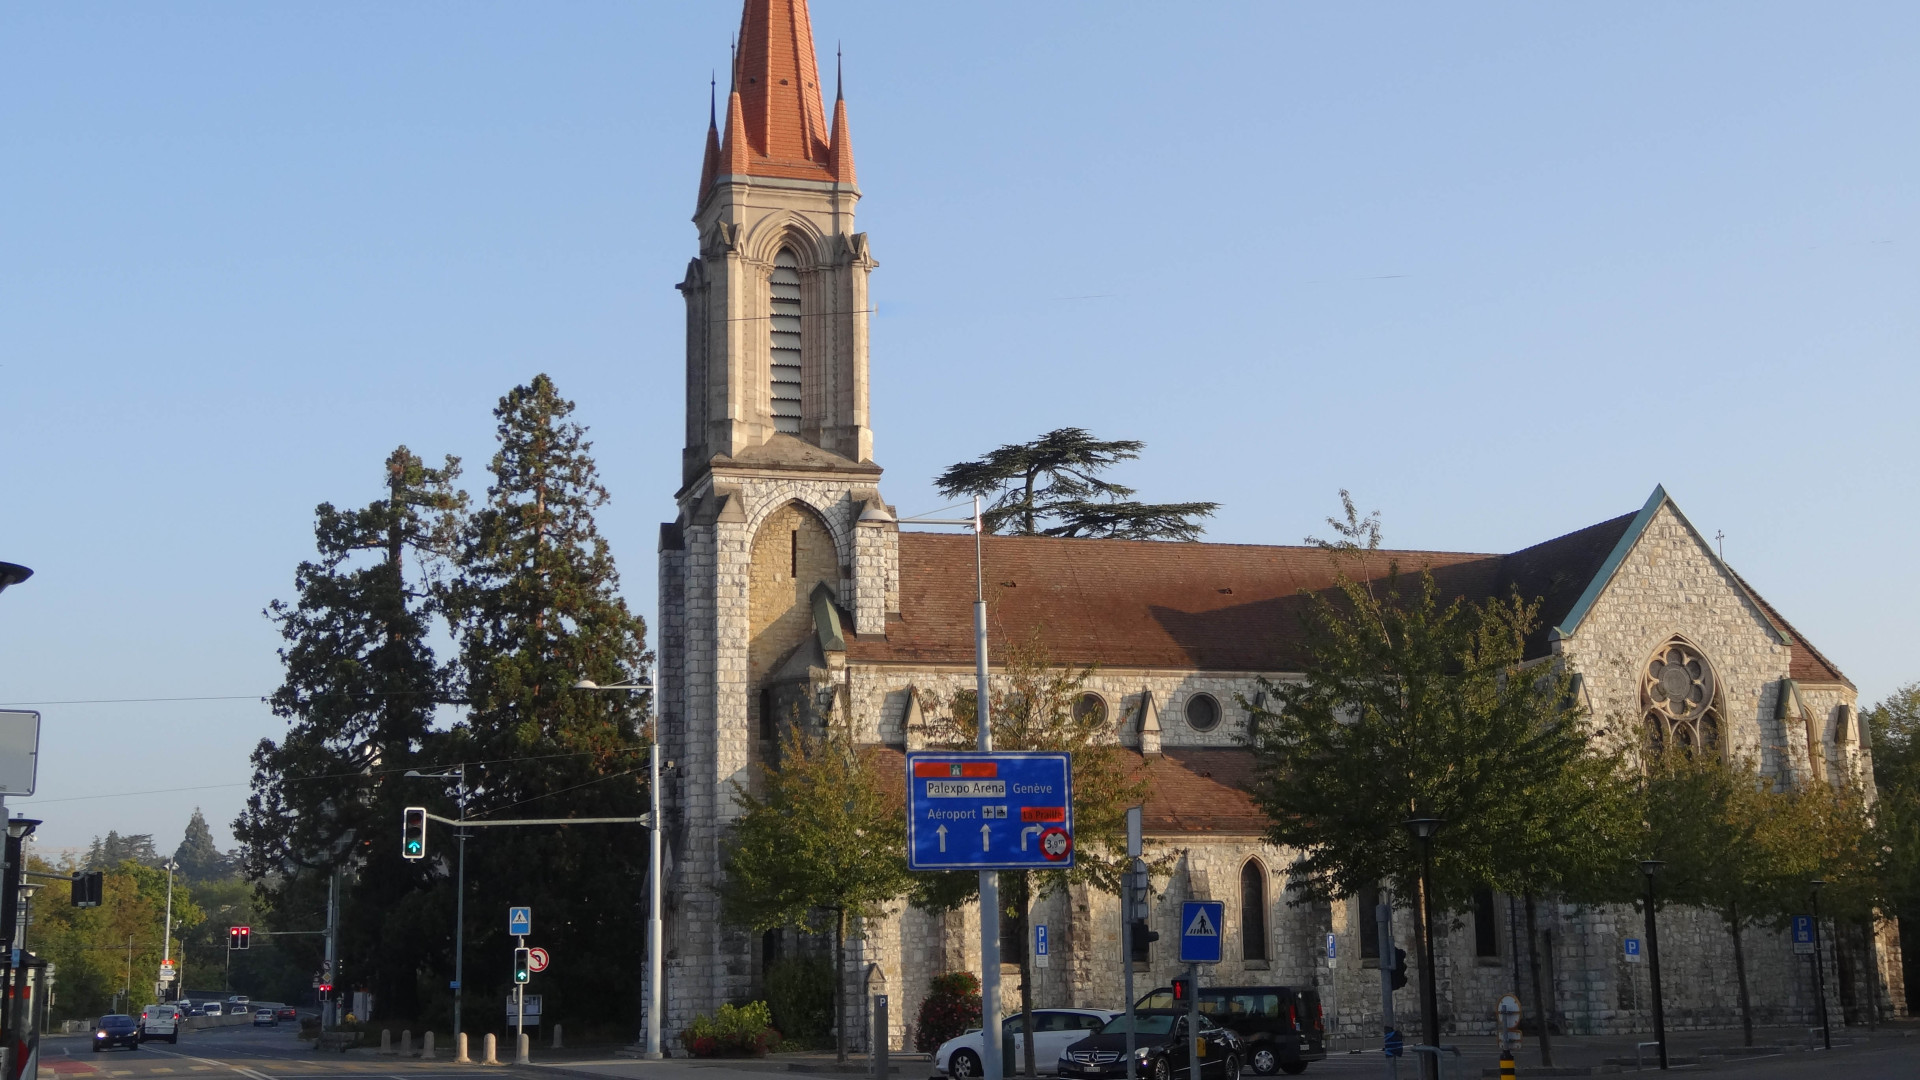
[703,0,851,190]
[697,79,722,206]
[828,53,855,187]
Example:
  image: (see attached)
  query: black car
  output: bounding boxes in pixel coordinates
[93,1014,140,1052]
[1058,1010,1241,1080]
[1136,987,1324,1076]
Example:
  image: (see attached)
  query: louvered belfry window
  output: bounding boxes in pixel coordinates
[769,249,803,434]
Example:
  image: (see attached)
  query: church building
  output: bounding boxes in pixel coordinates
[655,0,1903,1054]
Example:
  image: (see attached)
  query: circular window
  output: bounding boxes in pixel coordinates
[1073,692,1107,725]
[1185,693,1222,732]
[1641,639,1721,753]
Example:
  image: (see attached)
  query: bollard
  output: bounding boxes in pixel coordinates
[551,1024,562,1050]
[401,1030,413,1057]
[422,1032,435,1059]
[515,1033,530,1065]
[872,995,889,1080]
[380,1029,392,1055]
[455,1032,470,1064]
[1499,1051,1516,1080]
[483,1033,499,1065]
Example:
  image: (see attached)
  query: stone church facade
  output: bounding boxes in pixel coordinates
[654,0,1903,1053]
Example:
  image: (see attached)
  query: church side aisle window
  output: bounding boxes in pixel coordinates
[770,249,803,433]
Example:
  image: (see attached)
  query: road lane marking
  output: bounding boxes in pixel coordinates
[139,1045,277,1080]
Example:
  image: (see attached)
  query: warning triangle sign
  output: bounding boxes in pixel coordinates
[1185,907,1218,938]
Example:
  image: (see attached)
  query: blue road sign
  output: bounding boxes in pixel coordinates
[1792,915,1815,954]
[1036,925,1049,958]
[509,906,532,937]
[1180,901,1225,964]
[1623,937,1641,962]
[1326,933,1337,960]
[906,752,1074,871]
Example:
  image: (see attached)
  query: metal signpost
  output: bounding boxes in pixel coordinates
[1180,901,1223,1080]
[510,907,531,1056]
[1122,807,1144,1080]
[1377,896,1399,1080]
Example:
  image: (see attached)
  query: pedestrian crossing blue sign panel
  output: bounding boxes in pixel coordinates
[1180,901,1225,964]
[906,752,1074,871]
[509,906,532,937]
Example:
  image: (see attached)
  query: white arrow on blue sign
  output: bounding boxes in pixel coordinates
[509,906,532,937]
[905,752,1074,871]
[1180,900,1225,964]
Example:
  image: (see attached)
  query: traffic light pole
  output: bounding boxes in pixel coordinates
[1377,896,1398,1080]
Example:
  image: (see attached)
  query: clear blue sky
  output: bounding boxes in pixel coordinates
[4,2,1916,851]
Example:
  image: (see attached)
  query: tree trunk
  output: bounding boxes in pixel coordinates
[835,908,848,1064]
[1019,874,1036,1076]
[1524,894,1553,1067]
[1726,903,1753,1047]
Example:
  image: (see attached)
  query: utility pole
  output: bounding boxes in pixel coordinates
[161,860,177,1002]
[971,497,1002,1080]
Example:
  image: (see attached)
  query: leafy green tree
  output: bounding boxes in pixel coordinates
[28,854,204,1018]
[449,374,654,1029]
[1868,684,1920,923]
[722,722,912,1063]
[934,428,1218,540]
[85,832,162,870]
[1640,747,1822,1046]
[1244,495,1630,1057]
[237,446,464,1020]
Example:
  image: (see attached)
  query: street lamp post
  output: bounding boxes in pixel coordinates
[1809,880,1831,1050]
[572,675,661,1058]
[1639,861,1667,1070]
[161,860,178,1001]
[1,817,41,1040]
[405,766,469,1039]
[1400,818,1444,1080]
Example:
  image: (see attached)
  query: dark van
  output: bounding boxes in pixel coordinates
[1136,986,1325,1076]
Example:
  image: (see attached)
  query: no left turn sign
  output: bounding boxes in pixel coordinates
[528,947,551,973]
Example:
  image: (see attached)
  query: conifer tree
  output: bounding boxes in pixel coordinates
[935,428,1218,540]
[449,374,653,1024]
[237,446,465,1018]
[173,808,235,885]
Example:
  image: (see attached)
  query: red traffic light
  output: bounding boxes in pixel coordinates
[318,983,332,994]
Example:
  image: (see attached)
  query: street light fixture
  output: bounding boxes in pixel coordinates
[1809,879,1831,1050]
[1639,860,1668,1070]
[1400,817,1445,1080]
[404,766,470,1041]
[575,672,662,1059]
[0,564,32,598]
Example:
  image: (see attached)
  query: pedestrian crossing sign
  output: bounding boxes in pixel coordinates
[1180,900,1224,964]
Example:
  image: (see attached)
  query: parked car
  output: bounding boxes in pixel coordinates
[1058,1010,1241,1080]
[937,1009,1119,1077]
[201,1002,223,1018]
[1135,987,1324,1076]
[139,1004,182,1044]
[275,1005,298,1021]
[93,1015,141,1052]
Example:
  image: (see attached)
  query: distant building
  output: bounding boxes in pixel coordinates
[656,0,1902,1049]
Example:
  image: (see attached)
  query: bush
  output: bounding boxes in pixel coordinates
[682,1001,779,1058]
[915,971,981,1053]
[764,954,836,1048]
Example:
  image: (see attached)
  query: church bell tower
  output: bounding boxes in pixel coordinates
[656,0,898,1039]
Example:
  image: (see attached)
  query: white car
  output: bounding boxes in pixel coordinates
[201,1003,223,1018]
[138,1004,181,1044]
[937,1010,1118,1078]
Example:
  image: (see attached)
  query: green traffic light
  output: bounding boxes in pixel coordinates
[407,840,421,853]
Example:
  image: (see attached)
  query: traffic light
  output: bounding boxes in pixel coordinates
[1129,922,1159,961]
[318,982,332,995]
[513,947,531,984]
[1171,977,1191,1003]
[1389,947,1408,992]
[70,871,103,908]
[403,806,428,860]
[229,926,251,950]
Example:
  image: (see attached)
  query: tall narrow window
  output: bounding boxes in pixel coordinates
[1241,860,1268,961]
[769,249,803,434]
[1472,889,1500,957]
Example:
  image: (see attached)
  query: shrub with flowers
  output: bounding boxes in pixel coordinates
[914,971,982,1053]
[681,1001,779,1058]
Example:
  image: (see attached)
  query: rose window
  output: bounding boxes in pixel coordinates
[1642,639,1722,753]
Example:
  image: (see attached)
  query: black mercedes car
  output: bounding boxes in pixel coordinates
[1058,1010,1241,1080]
[93,1014,140,1052]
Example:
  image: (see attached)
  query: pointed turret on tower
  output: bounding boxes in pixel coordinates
[700,0,854,198]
